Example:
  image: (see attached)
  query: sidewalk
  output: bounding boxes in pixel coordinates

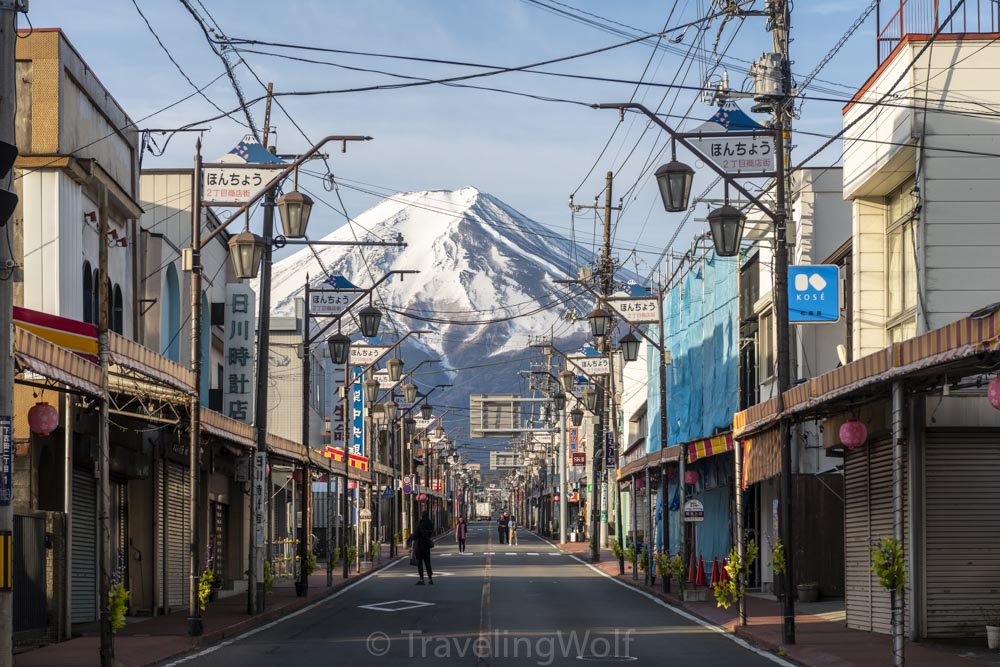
[554,539,991,667]
[14,545,401,667]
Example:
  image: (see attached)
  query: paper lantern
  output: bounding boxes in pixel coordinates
[417,493,428,501]
[28,402,59,436]
[989,376,1000,410]
[839,419,868,450]
[684,469,699,485]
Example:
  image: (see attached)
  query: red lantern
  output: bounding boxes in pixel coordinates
[839,419,868,450]
[684,469,699,485]
[28,401,59,436]
[988,376,1000,410]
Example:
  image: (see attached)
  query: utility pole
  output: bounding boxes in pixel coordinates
[97,185,113,666]
[0,7,17,666]
[600,171,614,551]
[298,281,312,596]
[187,140,204,635]
[771,0,797,645]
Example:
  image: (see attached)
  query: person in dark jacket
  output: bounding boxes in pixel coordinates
[456,516,468,553]
[408,512,435,585]
[498,512,510,544]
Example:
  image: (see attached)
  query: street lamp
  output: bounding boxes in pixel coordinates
[420,403,433,421]
[387,358,404,382]
[654,156,695,213]
[588,308,611,338]
[707,204,747,257]
[553,392,567,412]
[383,400,398,422]
[326,332,351,365]
[403,382,418,403]
[559,369,575,393]
[358,304,382,339]
[619,331,641,363]
[227,229,266,280]
[275,188,314,238]
[570,405,584,427]
[583,386,598,412]
[364,377,380,404]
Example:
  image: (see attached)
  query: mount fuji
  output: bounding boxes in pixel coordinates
[263,186,604,458]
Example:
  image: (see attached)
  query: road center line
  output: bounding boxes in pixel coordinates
[477,528,494,665]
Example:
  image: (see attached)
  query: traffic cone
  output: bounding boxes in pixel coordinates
[695,555,707,587]
[721,557,731,582]
[710,557,721,587]
[687,551,697,583]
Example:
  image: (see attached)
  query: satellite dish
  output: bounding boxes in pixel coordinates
[836,344,848,368]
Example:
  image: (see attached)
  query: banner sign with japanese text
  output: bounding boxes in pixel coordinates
[688,103,775,176]
[351,374,365,456]
[203,135,285,205]
[223,283,256,423]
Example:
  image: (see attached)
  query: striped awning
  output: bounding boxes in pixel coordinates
[320,446,370,472]
[687,432,735,463]
[202,409,255,449]
[14,327,103,396]
[13,306,98,359]
[109,333,195,393]
[742,426,780,489]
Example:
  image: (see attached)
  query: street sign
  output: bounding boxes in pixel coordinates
[788,264,841,324]
[688,104,775,176]
[607,296,661,324]
[604,431,617,469]
[567,354,610,376]
[0,416,11,506]
[253,452,267,546]
[203,135,286,205]
[683,499,705,522]
[572,452,587,466]
[382,486,395,499]
[350,344,392,367]
[373,369,399,390]
[309,290,357,316]
[403,475,412,494]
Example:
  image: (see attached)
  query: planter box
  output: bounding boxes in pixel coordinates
[797,584,820,603]
[683,588,708,602]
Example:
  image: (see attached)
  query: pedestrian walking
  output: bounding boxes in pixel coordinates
[456,516,468,552]
[407,511,435,585]
[498,512,510,544]
[509,516,518,545]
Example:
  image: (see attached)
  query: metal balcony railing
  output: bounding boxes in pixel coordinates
[877,0,1000,64]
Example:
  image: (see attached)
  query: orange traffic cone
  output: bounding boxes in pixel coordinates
[710,557,721,587]
[721,557,731,582]
[687,551,697,583]
[695,555,707,587]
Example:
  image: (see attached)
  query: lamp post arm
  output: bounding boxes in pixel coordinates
[400,384,453,419]
[199,135,373,249]
[593,103,779,223]
[306,270,420,346]
[373,359,442,405]
[554,278,663,352]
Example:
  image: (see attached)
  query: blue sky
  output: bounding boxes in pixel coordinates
[26,1,874,272]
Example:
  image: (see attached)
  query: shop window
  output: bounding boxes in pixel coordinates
[82,262,93,324]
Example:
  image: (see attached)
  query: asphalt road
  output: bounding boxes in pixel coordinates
[165,522,789,666]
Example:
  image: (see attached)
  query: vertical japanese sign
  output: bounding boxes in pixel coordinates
[0,416,11,506]
[224,283,256,423]
[328,363,347,449]
[568,427,578,453]
[253,451,267,547]
[604,431,617,469]
[351,373,365,456]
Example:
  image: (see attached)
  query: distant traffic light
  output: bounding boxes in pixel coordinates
[0,141,18,226]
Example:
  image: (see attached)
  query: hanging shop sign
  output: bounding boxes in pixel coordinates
[604,431,617,469]
[683,498,705,522]
[202,135,285,205]
[253,452,267,546]
[572,452,587,467]
[223,283,256,423]
[607,296,661,324]
[349,344,392,367]
[788,264,841,324]
[0,416,11,506]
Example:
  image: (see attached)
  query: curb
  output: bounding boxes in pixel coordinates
[538,535,803,666]
[176,555,406,656]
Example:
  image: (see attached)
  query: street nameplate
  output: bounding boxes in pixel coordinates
[607,296,661,324]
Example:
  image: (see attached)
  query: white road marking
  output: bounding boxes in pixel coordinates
[567,554,797,667]
[160,557,405,665]
[358,599,435,612]
[527,552,540,556]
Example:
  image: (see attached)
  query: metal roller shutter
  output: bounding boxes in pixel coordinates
[844,439,909,635]
[157,461,190,612]
[71,468,97,624]
[924,430,1000,638]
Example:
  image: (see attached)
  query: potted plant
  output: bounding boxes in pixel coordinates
[610,538,625,575]
[982,608,1000,650]
[712,539,759,610]
[797,581,820,603]
[624,544,636,572]
[108,567,130,634]
[198,567,215,611]
[770,538,787,597]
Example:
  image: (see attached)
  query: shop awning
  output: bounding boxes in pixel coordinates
[615,445,681,481]
[109,333,195,393]
[742,426,780,489]
[202,409,255,449]
[14,327,103,396]
[733,308,1000,438]
[13,306,98,359]
[687,432,735,463]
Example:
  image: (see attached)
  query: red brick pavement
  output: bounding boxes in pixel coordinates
[554,539,989,667]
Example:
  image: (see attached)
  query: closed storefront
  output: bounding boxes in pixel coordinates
[844,439,909,635]
[157,460,190,612]
[71,468,97,624]
[924,430,1000,638]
